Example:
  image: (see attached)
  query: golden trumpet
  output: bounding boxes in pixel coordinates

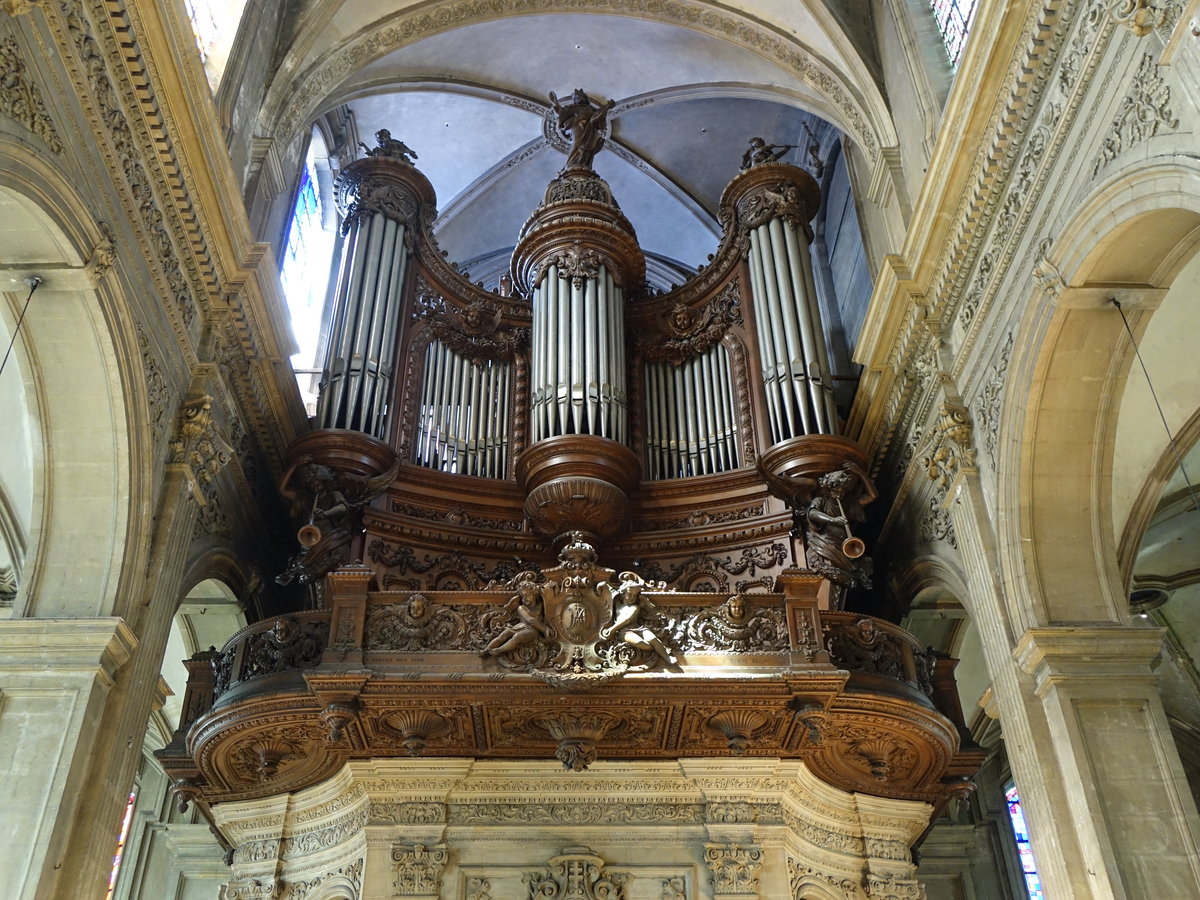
[297,523,322,547]
[835,498,866,559]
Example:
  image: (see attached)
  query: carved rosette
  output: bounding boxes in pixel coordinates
[511,170,644,294]
[334,155,437,234]
[721,161,820,235]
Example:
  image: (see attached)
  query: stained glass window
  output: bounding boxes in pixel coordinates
[930,0,980,66]
[1005,783,1045,900]
[280,141,337,416]
[104,790,137,900]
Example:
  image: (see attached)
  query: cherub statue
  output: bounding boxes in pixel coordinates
[802,462,877,591]
[481,579,551,657]
[741,136,795,169]
[360,128,418,164]
[600,572,676,665]
[548,89,615,171]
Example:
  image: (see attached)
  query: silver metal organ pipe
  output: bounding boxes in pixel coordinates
[774,217,825,433]
[717,345,738,469]
[767,216,814,432]
[530,276,544,444]
[746,228,782,443]
[498,362,511,475]
[344,213,388,429]
[467,353,483,474]
[612,270,626,445]
[570,280,585,433]
[596,272,609,440]
[369,224,408,435]
[584,276,598,434]
[360,217,399,434]
[556,270,570,434]
[754,227,803,438]
[698,351,718,474]
[786,219,840,431]
[320,213,372,427]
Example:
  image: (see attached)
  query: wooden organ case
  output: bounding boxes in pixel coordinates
[157,120,983,837]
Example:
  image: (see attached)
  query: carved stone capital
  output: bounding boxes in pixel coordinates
[704,842,763,896]
[392,843,448,897]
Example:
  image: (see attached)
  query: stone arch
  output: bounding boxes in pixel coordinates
[0,140,140,619]
[1002,156,1200,627]
[260,0,898,169]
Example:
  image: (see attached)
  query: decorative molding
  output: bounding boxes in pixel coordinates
[0,37,63,153]
[1106,0,1165,35]
[413,276,527,362]
[863,872,923,900]
[918,495,957,549]
[392,843,448,897]
[448,801,705,826]
[704,842,763,895]
[465,877,493,900]
[974,333,1015,465]
[786,856,857,899]
[637,281,743,367]
[282,857,363,900]
[1092,52,1179,175]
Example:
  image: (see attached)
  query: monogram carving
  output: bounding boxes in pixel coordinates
[480,535,678,689]
[524,847,627,900]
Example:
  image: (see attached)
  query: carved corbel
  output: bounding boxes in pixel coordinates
[168,393,232,505]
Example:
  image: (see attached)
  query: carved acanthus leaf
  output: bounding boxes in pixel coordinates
[1106,0,1165,35]
[552,240,604,289]
[0,37,64,153]
[704,842,763,895]
[639,281,743,366]
[1093,53,1178,175]
[413,276,526,362]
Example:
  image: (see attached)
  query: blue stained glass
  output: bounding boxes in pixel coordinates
[1005,785,1044,899]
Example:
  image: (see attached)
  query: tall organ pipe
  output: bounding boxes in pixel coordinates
[729,161,833,442]
[320,152,434,439]
[643,343,739,479]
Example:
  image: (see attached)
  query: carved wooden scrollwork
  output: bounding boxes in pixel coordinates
[636,280,743,366]
[412,276,528,363]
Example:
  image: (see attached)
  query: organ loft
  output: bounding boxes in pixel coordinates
[155,92,983,898]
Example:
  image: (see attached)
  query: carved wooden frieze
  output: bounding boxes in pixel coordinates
[412,276,528,363]
[637,280,744,367]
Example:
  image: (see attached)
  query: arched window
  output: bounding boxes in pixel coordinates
[1004,783,1045,899]
[929,0,980,66]
[280,129,338,417]
[183,0,249,90]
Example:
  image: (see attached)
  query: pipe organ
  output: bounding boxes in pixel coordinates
[159,118,983,889]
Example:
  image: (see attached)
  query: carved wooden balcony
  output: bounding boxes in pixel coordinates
[158,541,983,813]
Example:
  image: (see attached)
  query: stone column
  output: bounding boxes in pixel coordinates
[944,458,1200,898]
[317,141,435,439]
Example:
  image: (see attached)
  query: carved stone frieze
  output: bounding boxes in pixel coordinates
[660,877,687,900]
[221,880,278,900]
[465,877,493,900]
[413,276,527,363]
[137,328,172,445]
[638,281,743,366]
[704,842,763,895]
[1093,52,1178,175]
[393,843,448,896]
[281,809,367,859]
[974,333,1014,464]
[524,846,627,900]
[0,37,63,153]
[369,801,446,826]
[921,401,976,489]
[449,801,705,826]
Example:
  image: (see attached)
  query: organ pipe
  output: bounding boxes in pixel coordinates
[643,343,740,479]
[413,339,512,479]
